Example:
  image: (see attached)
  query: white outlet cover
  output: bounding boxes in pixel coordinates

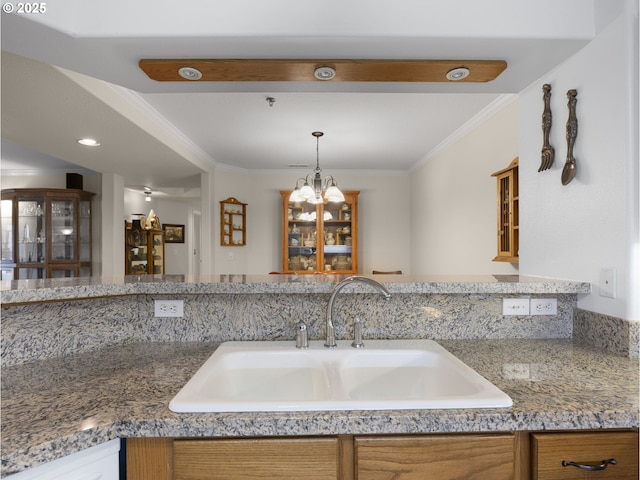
[502,298,530,315]
[154,300,184,317]
[530,298,557,315]
[599,268,616,298]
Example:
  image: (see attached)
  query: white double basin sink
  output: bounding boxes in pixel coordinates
[169,339,512,413]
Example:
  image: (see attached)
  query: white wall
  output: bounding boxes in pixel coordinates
[409,98,520,275]
[211,168,411,274]
[519,8,639,320]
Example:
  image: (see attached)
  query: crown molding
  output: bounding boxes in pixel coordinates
[410,94,518,173]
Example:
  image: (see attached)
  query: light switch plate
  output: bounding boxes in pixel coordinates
[599,268,616,298]
[502,298,530,315]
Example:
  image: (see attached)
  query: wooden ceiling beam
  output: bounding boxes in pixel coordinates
[139,59,507,83]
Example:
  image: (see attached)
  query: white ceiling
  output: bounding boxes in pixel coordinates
[0,0,608,191]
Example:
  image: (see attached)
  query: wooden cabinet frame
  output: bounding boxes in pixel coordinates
[492,157,519,263]
[280,190,359,274]
[220,197,247,246]
[125,224,165,275]
[1,188,94,280]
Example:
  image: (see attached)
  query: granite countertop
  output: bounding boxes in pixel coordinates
[1,338,637,476]
[0,274,591,304]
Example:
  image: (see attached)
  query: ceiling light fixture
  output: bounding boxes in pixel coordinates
[313,66,336,81]
[178,66,203,80]
[144,191,152,202]
[77,138,101,147]
[289,132,344,204]
[445,67,470,81]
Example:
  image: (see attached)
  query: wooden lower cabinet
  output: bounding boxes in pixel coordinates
[127,430,638,480]
[354,434,516,480]
[531,431,639,479]
[127,436,353,480]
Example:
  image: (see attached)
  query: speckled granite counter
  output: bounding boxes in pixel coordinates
[0,274,591,304]
[2,339,637,476]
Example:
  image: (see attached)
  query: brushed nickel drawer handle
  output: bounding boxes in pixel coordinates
[562,458,617,471]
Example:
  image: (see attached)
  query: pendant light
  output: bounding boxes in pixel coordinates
[290,132,345,204]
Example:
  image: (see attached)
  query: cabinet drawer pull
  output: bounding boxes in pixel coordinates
[561,458,617,471]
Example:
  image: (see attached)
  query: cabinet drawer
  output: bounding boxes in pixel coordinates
[531,431,639,479]
[355,434,515,480]
[173,437,342,480]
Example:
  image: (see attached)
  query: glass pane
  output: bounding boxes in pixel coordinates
[152,233,163,274]
[50,268,76,279]
[1,267,14,281]
[51,200,75,261]
[322,200,353,272]
[18,267,45,279]
[18,198,46,264]
[1,199,13,262]
[287,202,318,272]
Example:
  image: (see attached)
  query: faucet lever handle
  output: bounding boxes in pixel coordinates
[351,317,364,348]
[296,320,309,349]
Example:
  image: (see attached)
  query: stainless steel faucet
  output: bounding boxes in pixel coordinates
[325,276,391,348]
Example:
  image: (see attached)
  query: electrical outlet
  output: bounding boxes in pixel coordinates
[154,299,184,317]
[530,298,557,315]
[502,298,530,315]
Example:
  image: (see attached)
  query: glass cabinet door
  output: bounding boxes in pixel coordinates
[286,202,320,272]
[50,199,76,262]
[1,199,14,280]
[151,232,164,274]
[322,199,354,272]
[18,197,46,279]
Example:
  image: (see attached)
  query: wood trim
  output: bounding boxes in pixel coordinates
[515,431,531,480]
[126,438,173,480]
[139,59,507,83]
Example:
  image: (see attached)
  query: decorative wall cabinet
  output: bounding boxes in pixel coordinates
[220,197,246,246]
[491,157,519,263]
[125,222,165,275]
[1,188,94,280]
[280,190,359,274]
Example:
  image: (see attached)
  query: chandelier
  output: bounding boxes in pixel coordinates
[289,131,345,204]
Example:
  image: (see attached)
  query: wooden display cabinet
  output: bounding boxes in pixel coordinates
[280,190,359,274]
[125,222,165,275]
[491,157,519,263]
[1,188,94,280]
[220,197,246,246]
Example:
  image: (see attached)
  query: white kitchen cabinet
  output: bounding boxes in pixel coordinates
[8,439,120,480]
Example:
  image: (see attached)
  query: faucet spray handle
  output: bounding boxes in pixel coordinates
[351,317,364,348]
[296,320,309,349]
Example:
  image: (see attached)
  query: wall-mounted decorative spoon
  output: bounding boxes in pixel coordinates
[561,89,578,185]
[539,84,554,172]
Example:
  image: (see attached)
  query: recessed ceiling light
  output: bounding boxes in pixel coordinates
[446,67,470,81]
[313,66,336,81]
[77,138,101,147]
[178,66,203,80]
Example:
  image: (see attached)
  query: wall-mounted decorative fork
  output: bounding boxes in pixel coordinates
[538,83,554,172]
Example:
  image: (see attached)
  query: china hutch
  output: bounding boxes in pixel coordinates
[124,221,165,275]
[280,190,358,274]
[1,188,94,280]
[491,158,519,263]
